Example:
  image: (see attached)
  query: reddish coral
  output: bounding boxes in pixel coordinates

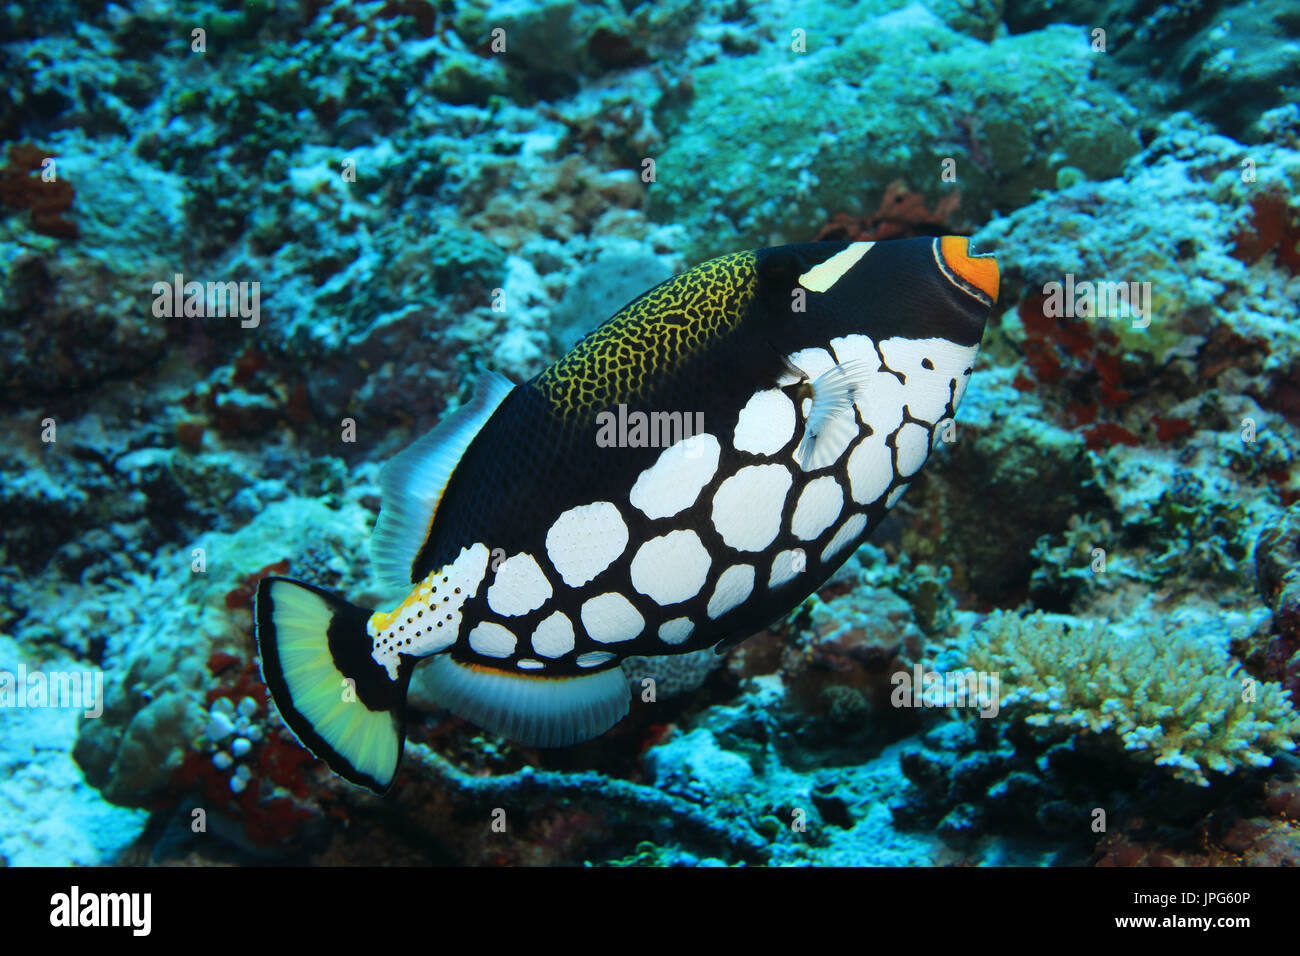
[206,651,244,676]
[814,180,962,242]
[1154,415,1194,442]
[1094,781,1300,867]
[1014,292,1172,450]
[224,559,290,611]
[174,419,207,451]
[170,649,334,850]
[0,143,78,239]
[1232,192,1300,277]
[1083,421,1141,448]
[230,347,269,385]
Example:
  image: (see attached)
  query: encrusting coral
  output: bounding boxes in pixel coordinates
[953,611,1300,787]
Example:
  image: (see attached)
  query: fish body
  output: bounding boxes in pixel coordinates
[255,236,998,792]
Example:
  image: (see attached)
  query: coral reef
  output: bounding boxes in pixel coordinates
[1241,503,1300,703]
[649,8,1140,260]
[1005,0,1300,139]
[4,0,1300,868]
[952,611,1300,786]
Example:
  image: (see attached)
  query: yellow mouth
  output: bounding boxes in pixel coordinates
[940,236,1000,303]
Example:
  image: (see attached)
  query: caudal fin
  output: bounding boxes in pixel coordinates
[254,577,411,794]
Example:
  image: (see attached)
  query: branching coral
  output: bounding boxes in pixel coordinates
[956,611,1300,787]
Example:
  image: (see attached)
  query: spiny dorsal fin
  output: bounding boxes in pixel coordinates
[370,371,515,590]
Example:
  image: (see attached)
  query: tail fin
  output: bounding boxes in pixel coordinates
[254,577,411,794]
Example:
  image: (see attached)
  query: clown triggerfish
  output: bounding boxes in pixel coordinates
[254,236,998,792]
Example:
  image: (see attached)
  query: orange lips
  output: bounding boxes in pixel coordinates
[940,235,1000,303]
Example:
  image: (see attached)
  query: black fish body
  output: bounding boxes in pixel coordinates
[255,236,998,792]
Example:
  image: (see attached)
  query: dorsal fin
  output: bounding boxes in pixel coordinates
[370,371,515,590]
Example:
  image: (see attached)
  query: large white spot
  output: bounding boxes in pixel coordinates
[829,333,877,368]
[820,513,867,563]
[545,501,628,588]
[791,476,844,541]
[879,336,979,424]
[711,463,792,551]
[798,241,875,292]
[486,552,552,617]
[782,347,835,384]
[886,483,910,508]
[894,422,931,478]
[531,611,575,658]
[629,434,721,520]
[734,389,796,455]
[630,530,711,606]
[658,617,695,645]
[833,334,908,437]
[468,621,516,659]
[847,433,894,505]
[769,549,806,588]
[708,564,755,619]
[580,592,644,644]
[857,372,907,438]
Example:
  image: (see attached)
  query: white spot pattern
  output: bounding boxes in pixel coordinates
[768,549,805,589]
[885,483,910,508]
[708,564,755,619]
[369,542,491,680]
[791,476,844,541]
[658,617,695,645]
[847,432,894,505]
[734,389,796,455]
[878,336,978,423]
[545,501,628,588]
[894,422,931,478]
[630,529,712,606]
[629,433,721,520]
[468,621,516,658]
[580,592,644,644]
[486,552,552,616]
[820,513,867,563]
[530,611,575,658]
[711,463,792,552]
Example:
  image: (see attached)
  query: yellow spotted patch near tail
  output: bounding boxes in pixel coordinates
[368,582,434,633]
[537,251,758,422]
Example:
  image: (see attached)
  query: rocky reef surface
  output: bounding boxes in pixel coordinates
[2,0,1299,865]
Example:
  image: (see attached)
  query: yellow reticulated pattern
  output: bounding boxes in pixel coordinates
[537,250,758,421]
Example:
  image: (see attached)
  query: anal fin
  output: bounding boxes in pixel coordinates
[420,657,630,748]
